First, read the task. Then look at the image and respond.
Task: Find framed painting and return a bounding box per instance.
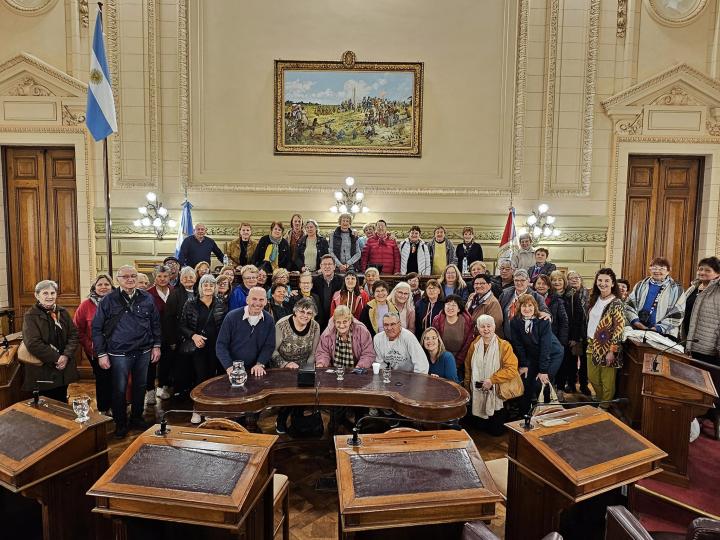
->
[274,51,423,157]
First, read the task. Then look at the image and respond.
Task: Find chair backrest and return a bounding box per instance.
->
[462,521,562,540]
[385,427,420,434]
[198,418,249,432]
[687,517,720,540]
[604,506,653,540]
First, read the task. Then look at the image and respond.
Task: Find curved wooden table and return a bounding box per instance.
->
[191,369,470,422]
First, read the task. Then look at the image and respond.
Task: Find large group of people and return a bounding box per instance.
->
[22,212,720,439]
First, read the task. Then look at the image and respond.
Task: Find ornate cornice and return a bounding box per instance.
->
[510,0,528,196]
[541,0,559,196]
[79,0,88,28]
[578,0,599,198]
[617,0,627,38]
[178,0,189,193]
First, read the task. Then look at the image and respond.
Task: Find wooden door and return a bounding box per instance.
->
[622,156,702,288]
[3,147,81,321]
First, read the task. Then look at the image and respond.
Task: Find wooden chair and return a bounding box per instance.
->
[385,427,420,434]
[605,506,720,540]
[484,458,508,499]
[463,521,562,539]
[198,418,290,540]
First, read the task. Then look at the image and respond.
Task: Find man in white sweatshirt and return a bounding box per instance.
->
[373,313,429,373]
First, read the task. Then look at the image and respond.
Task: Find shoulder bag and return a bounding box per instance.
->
[496,373,524,400]
[17,341,44,367]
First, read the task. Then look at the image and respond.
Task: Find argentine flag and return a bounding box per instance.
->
[175,200,194,259]
[85,9,118,141]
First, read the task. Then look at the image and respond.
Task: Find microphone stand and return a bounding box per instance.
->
[651,338,697,372]
[346,414,462,448]
[29,380,56,407]
[154,409,249,436]
[523,398,630,429]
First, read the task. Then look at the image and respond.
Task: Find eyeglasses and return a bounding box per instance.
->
[649,266,668,271]
[297,310,314,316]
[117,274,137,279]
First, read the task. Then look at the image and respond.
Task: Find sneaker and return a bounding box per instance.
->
[145,389,157,406]
[190,412,202,424]
[156,386,171,400]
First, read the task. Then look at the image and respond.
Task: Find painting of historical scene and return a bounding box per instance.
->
[275,56,423,157]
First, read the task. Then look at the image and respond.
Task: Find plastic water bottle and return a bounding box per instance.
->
[462,257,468,275]
[230,361,247,387]
[223,254,230,266]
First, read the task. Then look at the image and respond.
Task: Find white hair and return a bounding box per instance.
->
[476,314,496,329]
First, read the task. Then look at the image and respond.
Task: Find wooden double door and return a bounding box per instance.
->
[622,156,703,288]
[2,147,81,321]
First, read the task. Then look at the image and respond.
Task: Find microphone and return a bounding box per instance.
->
[346,414,462,447]
[30,380,56,406]
[523,398,630,429]
[154,409,251,436]
[651,338,698,372]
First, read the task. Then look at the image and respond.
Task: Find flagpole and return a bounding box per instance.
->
[103,137,113,275]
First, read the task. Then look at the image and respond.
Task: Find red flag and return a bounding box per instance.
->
[498,207,517,260]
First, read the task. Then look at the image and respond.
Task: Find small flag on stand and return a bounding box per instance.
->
[175,199,194,259]
[498,207,517,261]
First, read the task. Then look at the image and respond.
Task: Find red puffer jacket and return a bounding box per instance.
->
[360,234,401,274]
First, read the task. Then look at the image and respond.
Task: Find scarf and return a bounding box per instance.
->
[523,317,534,334]
[471,336,503,418]
[469,291,492,312]
[88,292,102,306]
[334,328,355,368]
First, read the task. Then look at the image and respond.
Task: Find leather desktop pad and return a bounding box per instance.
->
[112,444,250,495]
[539,420,646,470]
[669,361,705,387]
[350,448,483,498]
[0,409,69,462]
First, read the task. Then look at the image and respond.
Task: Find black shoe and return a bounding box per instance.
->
[114,425,128,439]
[129,418,151,430]
[275,418,287,435]
[579,385,591,396]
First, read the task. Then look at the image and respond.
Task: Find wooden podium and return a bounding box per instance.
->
[0,397,112,540]
[88,425,278,539]
[621,337,692,427]
[504,406,666,540]
[641,355,718,486]
[335,429,503,539]
[0,344,23,409]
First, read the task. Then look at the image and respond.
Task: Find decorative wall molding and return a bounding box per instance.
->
[651,86,701,105]
[1,0,59,16]
[61,104,85,125]
[78,0,88,27]
[644,0,709,27]
[617,113,643,135]
[0,53,87,95]
[617,0,627,38]
[8,76,54,96]
[177,0,528,197]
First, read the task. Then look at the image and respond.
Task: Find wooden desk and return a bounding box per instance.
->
[641,355,718,486]
[0,398,111,540]
[88,425,278,539]
[192,369,469,422]
[621,337,692,427]
[504,405,666,540]
[335,429,502,539]
[0,344,24,409]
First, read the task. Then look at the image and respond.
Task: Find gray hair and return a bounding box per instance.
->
[116,265,136,277]
[292,297,317,315]
[199,274,217,288]
[518,233,531,241]
[305,219,319,233]
[498,259,514,269]
[382,312,401,323]
[333,305,352,320]
[513,269,529,280]
[476,314,496,329]
[338,213,352,223]
[154,264,170,274]
[179,266,197,279]
[35,280,58,294]
[364,267,380,278]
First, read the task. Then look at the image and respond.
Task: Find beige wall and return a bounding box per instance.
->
[1,0,720,300]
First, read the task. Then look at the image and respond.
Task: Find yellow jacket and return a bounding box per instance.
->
[464,336,519,391]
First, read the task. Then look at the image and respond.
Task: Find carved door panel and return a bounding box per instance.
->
[622,156,701,288]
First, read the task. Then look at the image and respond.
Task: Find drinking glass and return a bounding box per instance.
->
[382,367,391,384]
[72,396,91,423]
[336,366,345,382]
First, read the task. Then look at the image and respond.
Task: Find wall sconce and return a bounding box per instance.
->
[133,192,176,240]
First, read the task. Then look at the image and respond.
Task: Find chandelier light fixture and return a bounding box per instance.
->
[133,192,176,240]
[518,203,561,244]
[329,176,370,215]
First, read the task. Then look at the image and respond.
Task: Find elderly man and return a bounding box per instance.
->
[373,313,429,374]
[428,226,457,276]
[330,213,361,272]
[92,266,161,439]
[163,256,181,287]
[511,233,536,271]
[498,269,550,339]
[312,255,344,329]
[216,286,275,377]
[179,223,225,268]
[360,219,401,274]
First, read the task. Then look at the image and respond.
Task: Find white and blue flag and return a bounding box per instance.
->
[85,9,118,141]
[175,200,194,258]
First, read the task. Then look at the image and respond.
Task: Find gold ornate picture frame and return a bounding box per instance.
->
[274,51,423,157]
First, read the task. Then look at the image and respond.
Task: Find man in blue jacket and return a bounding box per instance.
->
[92,266,161,438]
[216,286,275,376]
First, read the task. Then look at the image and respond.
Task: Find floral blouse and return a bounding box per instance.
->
[588,297,625,368]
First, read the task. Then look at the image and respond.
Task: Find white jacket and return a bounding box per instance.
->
[399,239,432,275]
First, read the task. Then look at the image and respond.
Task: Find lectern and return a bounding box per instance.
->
[335,429,503,539]
[504,406,666,540]
[88,425,278,539]
[641,355,718,486]
[0,343,23,409]
[0,397,111,540]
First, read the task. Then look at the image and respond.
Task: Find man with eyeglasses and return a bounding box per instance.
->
[373,313,429,374]
[92,265,161,439]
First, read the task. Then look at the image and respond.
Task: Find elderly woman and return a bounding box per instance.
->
[163,266,197,397]
[268,268,292,299]
[415,278,445,338]
[510,294,564,413]
[496,259,516,297]
[465,274,503,333]
[362,267,380,298]
[567,270,590,314]
[272,297,321,434]
[549,270,586,396]
[405,272,423,304]
[359,281,399,337]
[228,264,258,310]
[286,213,304,271]
[499,269,549,340]
[74,274,114,413]
[315,305,375,369]
[330,271,369,320]
[469,260,488,279]
[194,261,210,279]
[357,223,375,252]
[465,314,519,435]
[439,264,468,301]
[22,280,80,402]
[147,265,173,402]
[626,257,685,338]
[432,294,474,375]
[684,257,720,365]
[295,219,330,273]
[215,275,233,304]
[421,327,459,382]
[533,274,569,346]
[586,269,626,408]
[388,282,416,332]
[254,221,291,270]
[136,273,150,290]
[268,283,291,321]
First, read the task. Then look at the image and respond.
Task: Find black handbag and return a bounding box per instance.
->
[289,408,324,438]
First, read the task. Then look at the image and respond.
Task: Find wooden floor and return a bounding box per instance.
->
[68,381,512,539]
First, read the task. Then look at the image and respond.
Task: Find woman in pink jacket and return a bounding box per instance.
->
[315,305,376,369]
